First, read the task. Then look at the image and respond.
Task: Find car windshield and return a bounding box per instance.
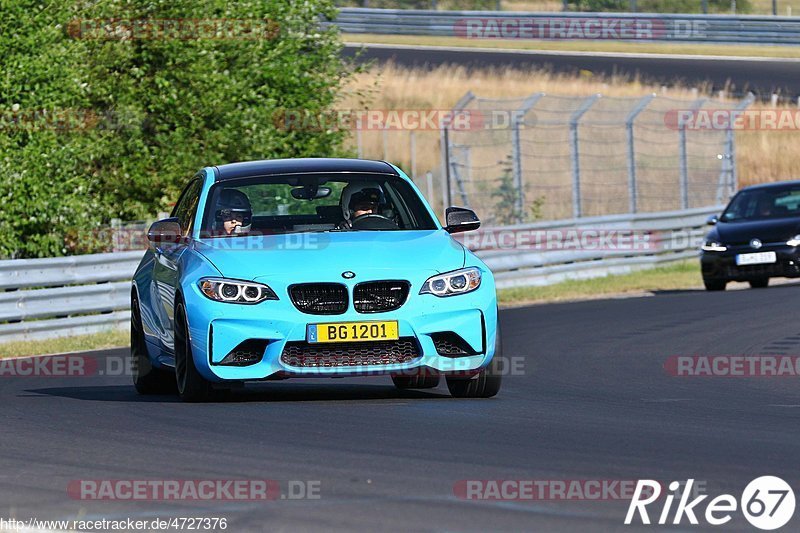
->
[721,187,800,223]
[199,173,438,238]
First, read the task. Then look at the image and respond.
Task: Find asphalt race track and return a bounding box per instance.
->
[2,284,800,531]
[344,43,800,99]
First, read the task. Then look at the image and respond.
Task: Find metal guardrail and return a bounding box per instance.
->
[0,251,142,342]
[0,207,718,342]
[332,8,800,45]
[463,205,720,288]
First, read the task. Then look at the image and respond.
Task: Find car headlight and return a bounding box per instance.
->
[199,278,278,304]
[701,241,727,252]
[420,267,482,297]
[788,235,800,246]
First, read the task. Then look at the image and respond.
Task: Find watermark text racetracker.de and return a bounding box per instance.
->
[454,227,695,253]
[664,355,800,377]
[0,354,530,378]
[67,479,321,501]
[272,108,529,132]
[454,17,707,41]
[454,479,662,501]
[665,108,800,131]
[0,355,100,378]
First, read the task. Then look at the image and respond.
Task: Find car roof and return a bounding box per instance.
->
[739,180,800,192]
[211,158,399,181]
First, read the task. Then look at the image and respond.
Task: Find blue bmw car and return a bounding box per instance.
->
[131,158,502,402]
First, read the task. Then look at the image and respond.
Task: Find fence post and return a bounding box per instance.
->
[442,91,476,212]
[569,94,600,219]
[729,93,755,195]
[625,94,655,214]
[511,92,545,224]
[679,97,707,210]
[410,130,417,181]
[450,145,471,207]
[440,126,450,214]
[111,218,122,252]
[426,171,434,204]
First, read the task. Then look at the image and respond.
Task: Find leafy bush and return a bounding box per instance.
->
[0,0,354,258]
[335,1,500,9]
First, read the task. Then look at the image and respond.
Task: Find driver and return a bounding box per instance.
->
[351,189,381,219]
[339,183,385,229]
[215,189,252,235]
[757,196,773,218]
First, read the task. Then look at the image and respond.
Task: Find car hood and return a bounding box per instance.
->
[194,230,465,280]
[713,218,800,245]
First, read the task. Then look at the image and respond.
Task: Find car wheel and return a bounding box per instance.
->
[703,278,727,291]
[131,293,175,395]
[392,369,440,390]
[174,302,212,403]
[749,278,769,288]
[446,324,503,399]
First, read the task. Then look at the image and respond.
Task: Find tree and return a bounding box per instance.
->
[0,0,354,258]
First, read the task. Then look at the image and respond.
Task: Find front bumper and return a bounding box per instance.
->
[701,244,800,281]
[182,275,498,383]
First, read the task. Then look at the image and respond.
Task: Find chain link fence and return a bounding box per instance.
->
[441,92,753,225]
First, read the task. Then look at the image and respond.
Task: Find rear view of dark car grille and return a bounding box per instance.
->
[289,283,348,315]
[281,337,420,367]
[353,280,410,313]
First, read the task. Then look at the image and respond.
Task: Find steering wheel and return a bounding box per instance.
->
[350,214,399,230]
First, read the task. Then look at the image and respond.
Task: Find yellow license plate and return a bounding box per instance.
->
[307,321,399,343]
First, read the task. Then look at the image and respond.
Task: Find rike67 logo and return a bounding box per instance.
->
[625,477,795,530]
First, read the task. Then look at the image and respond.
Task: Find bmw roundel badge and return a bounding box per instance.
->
[342,271,356,279]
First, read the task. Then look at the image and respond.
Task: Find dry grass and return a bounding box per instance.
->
[344,34,800,59]
[0,328,129,359]
[339,64,800,212]
[500,0,563,10]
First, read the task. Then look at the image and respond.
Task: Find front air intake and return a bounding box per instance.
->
[219,339,268,366]
[281,337,420,368]
[353,280,410,313]
[289,283,348,315]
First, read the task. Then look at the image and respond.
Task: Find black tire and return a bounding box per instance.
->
[131,293,176,395]
[392,369,440,390]
[703,278,727,291]
[749,278,769,289]
[446,322,503,399]
[174,302,213,403]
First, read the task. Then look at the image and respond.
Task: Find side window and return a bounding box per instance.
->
[171,178,203,237]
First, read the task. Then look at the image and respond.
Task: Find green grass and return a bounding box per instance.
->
[345,34,800,58]
[0,328,129,359]
[498,260,702,306]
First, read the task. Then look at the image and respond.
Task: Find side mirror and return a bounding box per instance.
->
[706,214,719,226]
[147,218,183,246]
[445,207,480,234]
